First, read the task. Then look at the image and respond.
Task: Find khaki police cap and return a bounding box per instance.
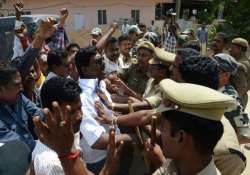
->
[156,79,235,121]
[149,47,176,65]
[232,38,249,48]
[137,41,155,52]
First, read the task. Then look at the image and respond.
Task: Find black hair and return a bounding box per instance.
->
[138,23,146,28]
[215,32,228,44]
[66,43,80,52]
[162,110,223,155]
[118,35,131,44]
[176,48,200,60]
[0,60,19,86]
[75,46,97,77]
[41,77,82,109]
[137,47,154,55]
[47,50,68,71]
[183,41,201,52]
[179,55,220,90]
[105,37,118,48]
[128,30,136,35]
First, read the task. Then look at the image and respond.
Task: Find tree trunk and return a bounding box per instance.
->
[176,0,181,20]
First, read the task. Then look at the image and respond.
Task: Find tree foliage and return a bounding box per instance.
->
[214,0,250,42]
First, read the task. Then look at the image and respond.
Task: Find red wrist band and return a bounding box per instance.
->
[58,150,80,160]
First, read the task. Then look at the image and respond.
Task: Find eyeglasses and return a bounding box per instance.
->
[150,64,167,70]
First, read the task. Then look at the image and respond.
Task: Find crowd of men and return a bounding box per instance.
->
[1,2,250,175]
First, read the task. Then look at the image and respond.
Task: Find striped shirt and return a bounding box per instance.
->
[164,32,177,53]
[32,133,81,175]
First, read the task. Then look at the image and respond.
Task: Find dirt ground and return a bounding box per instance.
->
[68,27,122,47]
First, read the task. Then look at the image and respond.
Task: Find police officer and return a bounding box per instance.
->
[144,48,175,108]
[165,53,246,175]
[214,53,250,141]
[230,37,250,109]
[152,79,235,175]
[119,41,155,95]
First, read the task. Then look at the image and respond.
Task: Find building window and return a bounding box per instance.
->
[131,10,140,24]
[98,9,107,25]
[155,3,175,20]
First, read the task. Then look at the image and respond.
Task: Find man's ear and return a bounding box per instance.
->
[176,130,187,145]
[221,72,230,81]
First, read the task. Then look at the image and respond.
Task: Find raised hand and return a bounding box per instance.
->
[110,22,119,32]
[13,1,24,20]
[60,8,69,26]
[95,101,112,124]
[99,128,124,175]
[145,138,166,169]
[33,101,74,155]
[36,18,57,39]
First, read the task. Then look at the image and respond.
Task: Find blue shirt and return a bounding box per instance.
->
[0,94,43,150]
[197,27,208,43]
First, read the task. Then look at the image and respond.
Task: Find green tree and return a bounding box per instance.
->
[214,0,250,42]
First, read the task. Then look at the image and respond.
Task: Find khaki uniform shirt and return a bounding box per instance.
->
[238,53,250,90]
[143,78,162,108]
[119,64,149,95]
[153,158,221,175]
[231,53,250,108]
[214,117,246,175]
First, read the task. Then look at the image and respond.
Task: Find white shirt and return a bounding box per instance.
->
[12,20,27,60]
[122,24,130,34]
[12,36,25,60]
[118,54,132,69]
[149,25,157,33]
[32,133,81,175]
[79,79,119,164]
[103,55,119,74]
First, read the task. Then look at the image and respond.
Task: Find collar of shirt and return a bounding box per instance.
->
[103,55,119,74]
[79,79,112,104]
[197,158,221,175]
[79,78,99,93]
[158,158,220,175]
[218,86,225,93]
[46,72,57,81]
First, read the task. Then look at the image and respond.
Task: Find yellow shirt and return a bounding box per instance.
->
[36,72,46,89]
